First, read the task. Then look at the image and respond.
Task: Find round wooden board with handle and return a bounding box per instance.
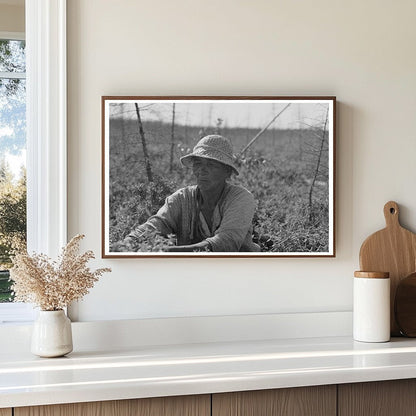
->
[395,272,416,337]
[359,201,416,336]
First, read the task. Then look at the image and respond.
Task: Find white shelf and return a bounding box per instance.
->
[2,335,416,408]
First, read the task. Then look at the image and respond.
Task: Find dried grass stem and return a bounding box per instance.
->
[10,234,111,310]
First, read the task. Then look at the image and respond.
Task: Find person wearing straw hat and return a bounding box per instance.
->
[115,135,260,252]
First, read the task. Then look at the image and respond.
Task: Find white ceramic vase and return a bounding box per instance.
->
[31,310,73,357]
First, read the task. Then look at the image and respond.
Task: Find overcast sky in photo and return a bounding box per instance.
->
[109,101,331,130]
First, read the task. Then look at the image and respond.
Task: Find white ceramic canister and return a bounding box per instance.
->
[353,271,390,343]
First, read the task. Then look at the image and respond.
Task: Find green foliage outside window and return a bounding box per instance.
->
[0,38,27,302]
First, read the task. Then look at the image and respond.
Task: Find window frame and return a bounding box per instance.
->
[0,0,67,323]
[26,0,67,257]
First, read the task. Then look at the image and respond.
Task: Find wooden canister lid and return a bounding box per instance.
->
[354,271,390,278]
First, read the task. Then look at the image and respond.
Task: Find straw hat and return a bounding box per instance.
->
[180,135,239,175]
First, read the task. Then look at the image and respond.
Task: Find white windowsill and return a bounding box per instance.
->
[0,303,36,324]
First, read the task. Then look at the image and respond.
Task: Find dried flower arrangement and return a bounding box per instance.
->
[10,234,111,311]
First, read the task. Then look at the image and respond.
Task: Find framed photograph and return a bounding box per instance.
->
[102,96,336,258]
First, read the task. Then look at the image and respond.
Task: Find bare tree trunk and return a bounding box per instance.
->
[208,104,213,128]
[185,107,189,140]
[308,107,329,221]
[272,104,276,147]
[298,104,303,160]
[169,103,176,173]
[239,103,291,157]
[134,103,153,183]
[246,109,251,143]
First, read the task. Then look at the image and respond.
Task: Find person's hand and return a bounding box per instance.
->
[164,245,186,252]
[164,241,211,252]
[112,238,135,252]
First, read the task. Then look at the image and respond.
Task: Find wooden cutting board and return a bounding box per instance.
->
[359,201,416,336]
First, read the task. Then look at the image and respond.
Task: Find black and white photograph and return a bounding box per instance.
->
[102,97,335,257]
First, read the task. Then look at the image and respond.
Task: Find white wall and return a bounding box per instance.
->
[0,3,24,33]
[67,0,416,322]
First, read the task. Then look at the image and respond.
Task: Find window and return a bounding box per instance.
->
[0,34,27,309]
[0,0,67,324]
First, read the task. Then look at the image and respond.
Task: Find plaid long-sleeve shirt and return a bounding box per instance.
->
[128,184,260,252]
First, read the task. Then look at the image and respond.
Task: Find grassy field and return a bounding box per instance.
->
[108,116,330,253]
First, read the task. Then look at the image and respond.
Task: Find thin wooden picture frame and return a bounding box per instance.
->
[102,96,336,258]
